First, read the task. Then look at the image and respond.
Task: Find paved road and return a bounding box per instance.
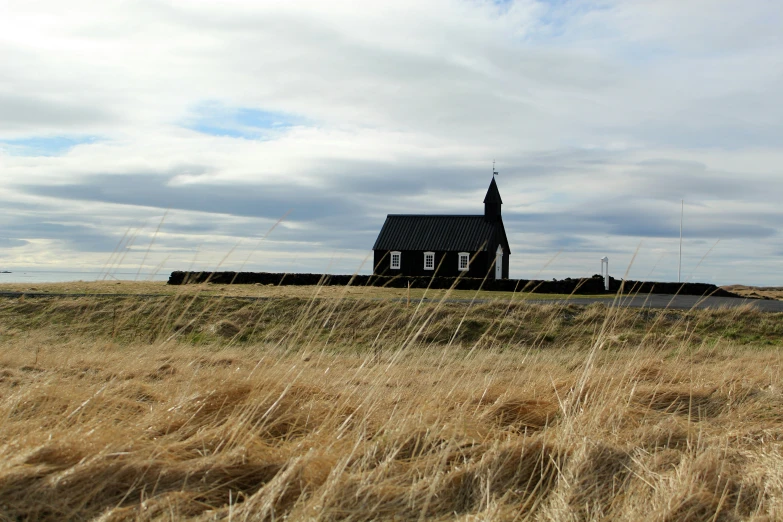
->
[1,291,781,312]
[521,294,783,312]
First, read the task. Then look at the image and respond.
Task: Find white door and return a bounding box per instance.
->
[495,245,503,279]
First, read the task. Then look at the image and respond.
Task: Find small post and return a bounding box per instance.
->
[407,280,411,307]
[678,199,683,283]
[601,257,610,292]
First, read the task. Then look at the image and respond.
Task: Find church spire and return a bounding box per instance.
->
[484,176,502,222]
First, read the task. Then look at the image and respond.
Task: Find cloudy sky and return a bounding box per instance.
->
[1,0,781,285]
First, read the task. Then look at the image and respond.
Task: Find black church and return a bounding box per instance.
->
[372,178,510,279]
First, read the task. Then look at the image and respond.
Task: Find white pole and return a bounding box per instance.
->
[678,199,683,283]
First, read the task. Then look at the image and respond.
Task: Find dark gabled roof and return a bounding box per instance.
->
[373,215,506,252]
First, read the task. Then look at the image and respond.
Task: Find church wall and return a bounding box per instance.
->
[373,250,493,279]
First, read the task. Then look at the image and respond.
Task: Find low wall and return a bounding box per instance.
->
[167,271,740,298]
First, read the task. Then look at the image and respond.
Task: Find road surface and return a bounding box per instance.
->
[516,294,783,312]
[0,291,781,312]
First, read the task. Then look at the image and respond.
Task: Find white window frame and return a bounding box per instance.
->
[390,251,401,270]
[423,252,435,270]
[495,245,503,279]
[458,252,470,271]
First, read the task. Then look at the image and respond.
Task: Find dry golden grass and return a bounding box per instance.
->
[1,287,782,521]
[0,280,611,301]
[723,285,783,301]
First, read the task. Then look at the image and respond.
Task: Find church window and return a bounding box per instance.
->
[458,252,469,271]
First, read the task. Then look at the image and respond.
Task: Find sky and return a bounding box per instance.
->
[0,0,781,285]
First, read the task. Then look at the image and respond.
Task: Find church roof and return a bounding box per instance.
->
[484,177,502,204]
[372,215,509,253]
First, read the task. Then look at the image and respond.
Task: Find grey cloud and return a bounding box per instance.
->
[158,214,381,251]
[543,235,605,253]
[0,238,29,248]
[3,221,120,252]
[0,93,113,132]
[610,118,783,150]
[627,160,776,202]
[506,202,779,241]
[0,198,52,212]
[501,151,777,205]
[608,217,776,240]
[20,174,359,222]
[323,161,492,197]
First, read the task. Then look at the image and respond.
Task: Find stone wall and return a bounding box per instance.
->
[167,271,740,298]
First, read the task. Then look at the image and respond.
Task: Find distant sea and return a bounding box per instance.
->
[0,270,170,284]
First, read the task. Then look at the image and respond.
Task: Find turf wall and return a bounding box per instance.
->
[167,271,739,298]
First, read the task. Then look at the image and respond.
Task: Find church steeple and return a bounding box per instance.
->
[484,177,502,222]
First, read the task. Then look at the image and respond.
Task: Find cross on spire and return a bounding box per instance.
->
[492,160,498,177]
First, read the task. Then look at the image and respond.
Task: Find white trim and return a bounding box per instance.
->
[390,251,401,270]
[495,245,503,279]
[458,252,470,271]
[423,251,435,270]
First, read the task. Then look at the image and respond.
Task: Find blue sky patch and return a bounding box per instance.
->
[527,0,613,42]
[185,102,304,139]
[0,136,98,157]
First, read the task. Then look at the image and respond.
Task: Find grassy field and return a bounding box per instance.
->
[1,283,782,520]
[724,285,783,301]
[0,280,614,301]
